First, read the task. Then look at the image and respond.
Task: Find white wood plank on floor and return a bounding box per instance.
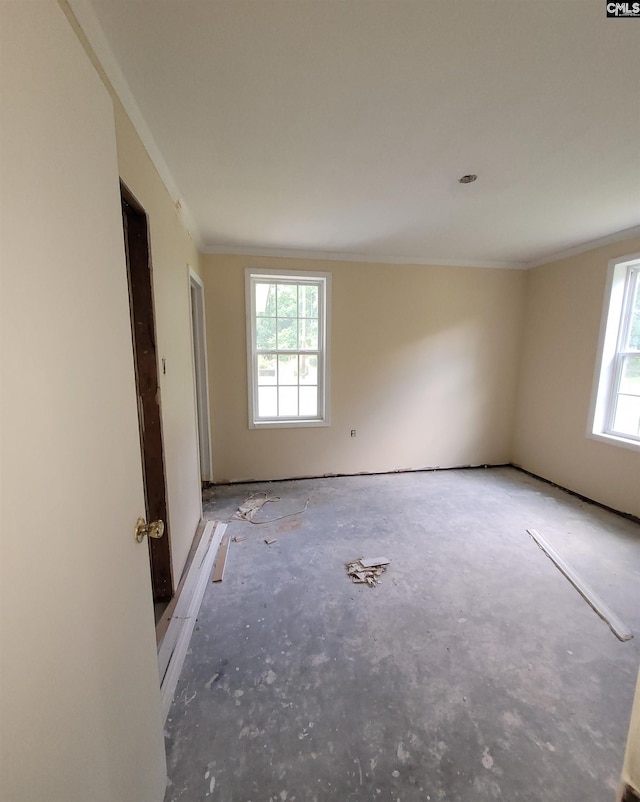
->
[158,520,214,682]
[527,527,632,642]
[160,521,226,722]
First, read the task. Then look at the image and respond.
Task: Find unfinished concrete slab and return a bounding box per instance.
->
[163,467,640,801]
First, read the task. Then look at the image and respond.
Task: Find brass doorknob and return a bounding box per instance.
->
[135,517,165,543]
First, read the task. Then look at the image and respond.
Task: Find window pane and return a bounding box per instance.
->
[258,386,277,418]
[626,276,640,350]
[612,394,640,437]
[278,354,298,385]
[299,284,318,319]
[278,386,298,416]
[299,386,318,417]
[277,284,297,317]
[620,355,640,395]
[249,272,327,425]
[299,318,318,350]
[255,283,276,317]
[256,317,276,349]
[277,318,298,349]
[257,354,276,385]
[299,354,317,385]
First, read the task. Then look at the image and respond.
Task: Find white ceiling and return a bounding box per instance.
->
[80,0,640,267]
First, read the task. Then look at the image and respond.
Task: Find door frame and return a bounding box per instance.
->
[121,180,173,602]
[188,267,213,483]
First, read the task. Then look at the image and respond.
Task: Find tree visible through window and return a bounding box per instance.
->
[246,270,329,426]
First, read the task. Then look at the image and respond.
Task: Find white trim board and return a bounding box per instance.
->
[524,225,640,269]
[188,267,213,483]
[204,244,526,270]
[203,224,640,270]
[527,528,632,642]
[159,520,226,723]
[157,520,214,682]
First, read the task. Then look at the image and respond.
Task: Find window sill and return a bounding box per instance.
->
[588,431,640,453]
[249,418,330,430]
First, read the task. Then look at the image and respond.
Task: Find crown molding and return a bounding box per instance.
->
[524,225,640,269]
[202,244,527,270]
[66,0,202,249]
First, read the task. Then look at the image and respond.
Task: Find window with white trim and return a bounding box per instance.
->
[590,254,640,449]
[246,269,330,427]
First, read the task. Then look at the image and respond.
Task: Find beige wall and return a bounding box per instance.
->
[512,237,640,519]
[203,254,526,482]
[62,1,205,581]
[113,99,203,580]
[1,2,166,799]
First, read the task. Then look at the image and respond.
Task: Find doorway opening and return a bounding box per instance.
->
[189,269,213,484]
[121,181,173,606]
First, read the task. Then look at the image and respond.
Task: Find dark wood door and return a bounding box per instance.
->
[121,181,173,602]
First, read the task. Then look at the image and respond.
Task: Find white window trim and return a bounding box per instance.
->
[245,268,331,429]
[587,253,640,453]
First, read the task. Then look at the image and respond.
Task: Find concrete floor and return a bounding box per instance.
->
[163,467,640,801]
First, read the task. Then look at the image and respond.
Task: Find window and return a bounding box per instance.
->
[590,254,640,449]
[245,269,330,427]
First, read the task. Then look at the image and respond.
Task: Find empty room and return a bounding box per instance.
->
[1,1,639,801]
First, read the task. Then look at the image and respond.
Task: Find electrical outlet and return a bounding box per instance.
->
[350,429,356,438]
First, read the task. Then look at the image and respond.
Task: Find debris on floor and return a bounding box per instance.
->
[264,537,278,545]
[232,535,247,543]
[212,535,230,583]
[233,491,310,524]
[346,557,390,587]
[359,556,390,569]
[233,492,279,522]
